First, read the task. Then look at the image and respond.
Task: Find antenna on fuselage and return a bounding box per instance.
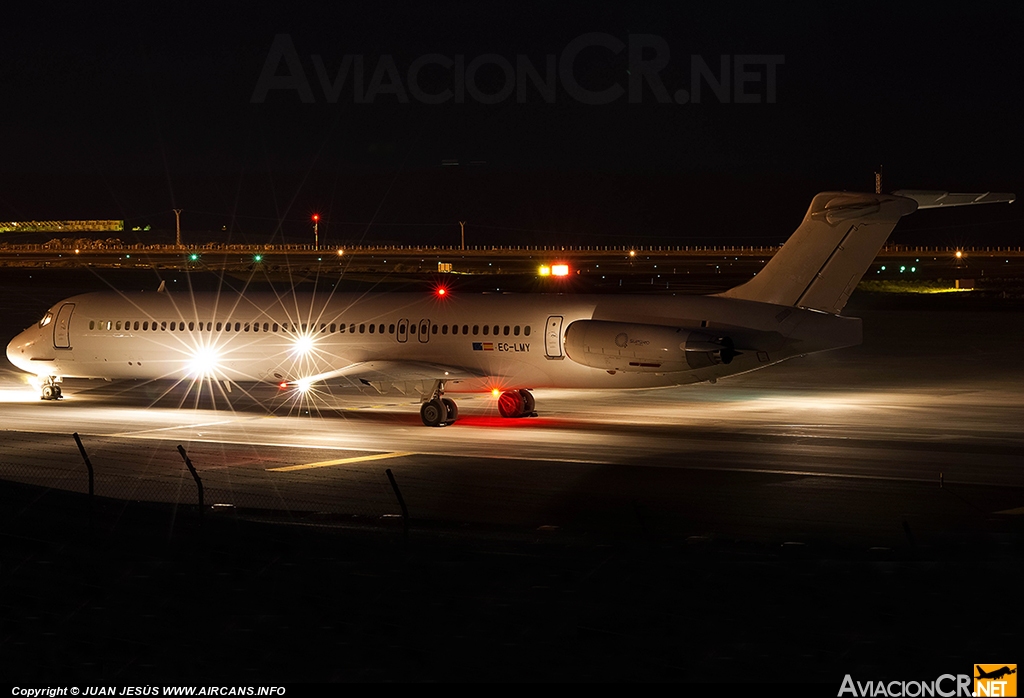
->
[157,280,166,293]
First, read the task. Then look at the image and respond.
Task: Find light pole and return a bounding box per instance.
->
[312,214,320,250]
[173,209,182,248]
[459,220,466,251]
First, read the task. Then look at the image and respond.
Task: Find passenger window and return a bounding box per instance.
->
[379,324,384,334]
[451,325,458,335]
[442,325,448,335]
[514,326,520,336]
[432,324,438,335]
[524,326,531,337]
[411,325,417,334]
[272,323,278,332]
[483,325,489,335]
[473,325,479,335]
[349,324,356,333]
[493,325,499,335]
[503,326,510,335]
[263,323,268,332]
[134,321,140,331]
[89,320,95,330]
[330,324,336,333]
[389,324,395,334]
[369,324,375,334]
[217,322,223,331]
[160,322,166,331]
[463,325,469,334]
[340,324,346,333]
[116,321,122,330]
[252,323,259,333]
[359,324,365,333]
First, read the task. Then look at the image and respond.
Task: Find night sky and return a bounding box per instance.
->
[2,1,1022,247]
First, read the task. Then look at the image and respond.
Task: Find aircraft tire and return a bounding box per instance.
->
[498,390,525,418]
[420,399,446,427]
[519,389,535,415]
[41,385,55,400]
[441,397,458,424]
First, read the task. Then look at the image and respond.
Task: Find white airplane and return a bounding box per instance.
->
[5,190,1014,426]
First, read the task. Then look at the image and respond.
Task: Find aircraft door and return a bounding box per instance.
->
[397,318,409,343]
[418,319,430,344]
[544,315,563,359]
[53,303,75,349]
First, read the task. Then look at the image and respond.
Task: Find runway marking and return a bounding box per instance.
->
[106,419,242,438]
[994,506,1024,516]
[268,451,415,472]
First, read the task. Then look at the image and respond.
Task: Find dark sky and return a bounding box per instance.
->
[1,1,1021,247]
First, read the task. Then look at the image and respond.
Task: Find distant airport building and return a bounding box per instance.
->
[0,220,124,233]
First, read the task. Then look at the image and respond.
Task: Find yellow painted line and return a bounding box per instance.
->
[993,506,1024,516]
[268,451,415,472]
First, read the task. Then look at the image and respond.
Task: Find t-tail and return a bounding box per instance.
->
[717,190,1014,314]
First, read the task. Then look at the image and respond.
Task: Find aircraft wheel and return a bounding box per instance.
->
[498,390,525,418]
[519,389,535,415]
[41,385,55,401]
[441,397,459,424]
[53,385,62,399]
[420,399,446,427]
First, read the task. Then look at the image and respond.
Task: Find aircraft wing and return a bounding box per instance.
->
[287,360,486,386]
[893,190,1016,209]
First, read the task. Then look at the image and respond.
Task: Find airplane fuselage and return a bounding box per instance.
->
[6,290,860,394]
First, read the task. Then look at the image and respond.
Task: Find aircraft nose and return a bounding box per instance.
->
[6,328,37,373]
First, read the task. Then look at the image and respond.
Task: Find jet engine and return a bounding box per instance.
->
[563,320,737,372]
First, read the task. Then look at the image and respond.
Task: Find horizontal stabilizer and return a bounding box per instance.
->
[892,190,1016,209]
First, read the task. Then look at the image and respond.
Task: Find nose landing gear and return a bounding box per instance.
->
[40,376,63,401]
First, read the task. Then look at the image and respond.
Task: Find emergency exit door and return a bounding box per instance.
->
[544,315,563,359]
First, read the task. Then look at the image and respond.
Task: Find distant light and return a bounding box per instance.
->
[911,266,916,272]
[435,285,448,297]
[552,264,569,276]
[629,250,636,257]
[900,265,906,272]
[74,249,79,254]
[880,265,886,271]
[190,253,199,261]
[955,250,963,259]
[337,249,344,256]
[311,214,320,222]
[253,254,263,262]
[538,265,551,276]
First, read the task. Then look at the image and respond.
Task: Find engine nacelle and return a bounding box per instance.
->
[563,320,737,373]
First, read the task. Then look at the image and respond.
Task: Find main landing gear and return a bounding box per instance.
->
[420,380,458,427]
[497,389,536,419]
[40,375,63,401]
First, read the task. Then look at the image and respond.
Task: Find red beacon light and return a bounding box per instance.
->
[434,285,448,297]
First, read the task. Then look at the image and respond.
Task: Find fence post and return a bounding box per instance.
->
[385,468,409,544]
[176,445,204,525]
[72,432,94,498]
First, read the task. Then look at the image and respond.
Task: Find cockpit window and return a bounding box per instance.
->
[39,312,53,328]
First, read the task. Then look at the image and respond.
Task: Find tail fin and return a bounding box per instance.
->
[718,190,1014,314]
[717,192,917,314]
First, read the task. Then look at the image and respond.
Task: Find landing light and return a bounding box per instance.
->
[491,388,500,397]
[538,265,551,276]
[292,334,315,356]
[187,347,220,377]
[296,377,313,393]
[551,264,569,277]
